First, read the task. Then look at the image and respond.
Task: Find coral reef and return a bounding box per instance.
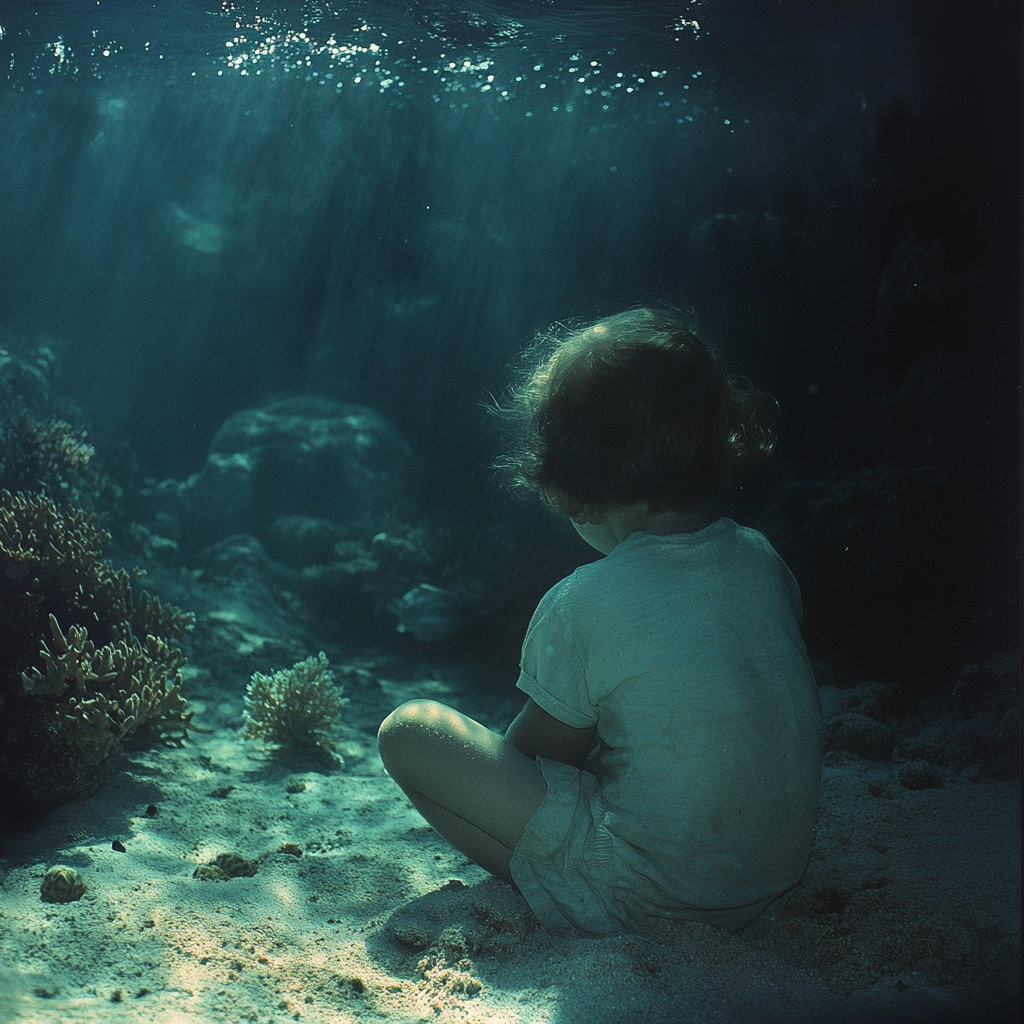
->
[242,652,347,761]
[0,488,194,820]
[1,342,114,512]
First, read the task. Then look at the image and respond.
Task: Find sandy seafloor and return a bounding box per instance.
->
[0,568,1019,1024]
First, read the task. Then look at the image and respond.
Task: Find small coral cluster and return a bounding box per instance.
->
[40,864,88,903]
[242,652,347,761]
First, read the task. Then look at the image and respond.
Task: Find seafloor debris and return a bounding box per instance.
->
[193,851,259,881]
[40,865,87,903]
[388,582,476,643]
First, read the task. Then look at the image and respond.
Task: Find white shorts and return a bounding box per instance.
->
[509,757,794,937]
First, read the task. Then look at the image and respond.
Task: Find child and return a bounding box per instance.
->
[378,307,822,937]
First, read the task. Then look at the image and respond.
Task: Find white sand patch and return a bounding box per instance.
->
[1,660,1019,1024]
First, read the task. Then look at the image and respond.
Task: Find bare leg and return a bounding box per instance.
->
[377,699,547,882]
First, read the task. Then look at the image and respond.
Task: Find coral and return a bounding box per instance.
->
[40,865,87,903]
[0,488,194,820]
[242,652,347,761]
[1,343,111,511]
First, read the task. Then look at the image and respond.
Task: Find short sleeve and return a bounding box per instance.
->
[516,575,598,728]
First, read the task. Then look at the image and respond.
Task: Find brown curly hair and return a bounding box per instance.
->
[495,307,777,521]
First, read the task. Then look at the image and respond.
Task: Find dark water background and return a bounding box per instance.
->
[0,2,1019,648]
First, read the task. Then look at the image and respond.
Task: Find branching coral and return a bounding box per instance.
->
[0,488,194,819]
[21,613,189,738]
[242,652,347,761]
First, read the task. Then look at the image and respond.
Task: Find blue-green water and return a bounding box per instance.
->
[1,1,918,483]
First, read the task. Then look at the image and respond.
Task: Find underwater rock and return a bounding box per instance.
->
[758,463,970,687]
[830,680,901,722]
[169,396,414,557]
[40,865,87,903]
[183,454,258,545]
[877,236,978,367]
[882,349,972,467]
[166,534,315,679]
[947,655,1019,718]
[196,533,298,587]
[289,509,542,651]
[388,583,477,643]
[265,515,348,570]
[896,654,1019,780]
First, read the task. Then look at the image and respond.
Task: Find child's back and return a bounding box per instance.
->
[511,519,822,933]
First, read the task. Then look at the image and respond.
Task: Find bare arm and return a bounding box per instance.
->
[505,697,597,768]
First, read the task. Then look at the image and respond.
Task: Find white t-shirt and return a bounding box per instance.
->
[516,519,822,915]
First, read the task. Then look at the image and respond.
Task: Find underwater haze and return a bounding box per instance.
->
[0,3,1020,1023]
[5,0,1003,484]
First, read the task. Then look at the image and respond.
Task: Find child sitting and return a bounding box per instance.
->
[377,307,822,936]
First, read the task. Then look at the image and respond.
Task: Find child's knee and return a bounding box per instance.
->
[379,699,441,737]
[377,699,448,772]
[377,701,415,764]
